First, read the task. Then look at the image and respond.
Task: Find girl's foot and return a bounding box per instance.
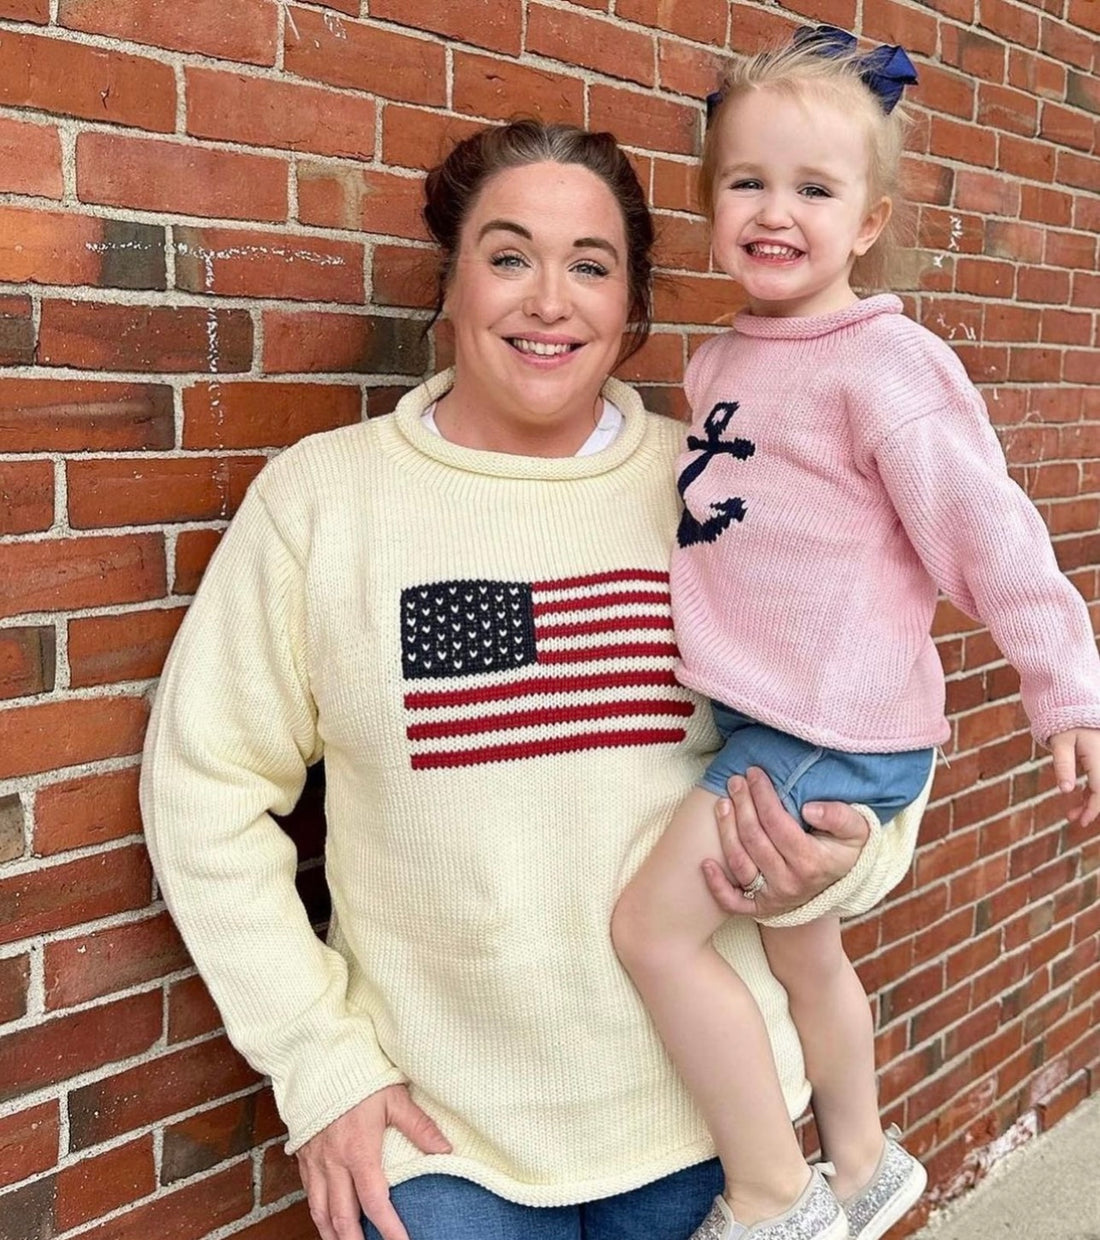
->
[690,1166,848,1239]
[840,1129,926,1240]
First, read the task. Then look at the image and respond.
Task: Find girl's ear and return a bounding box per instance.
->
[853,196,892,257]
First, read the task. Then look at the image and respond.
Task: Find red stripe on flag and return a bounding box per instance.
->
[531,569,668,591]
[538,641,679,664]
[532,590,670,617]
[404,669,678,710]
[407,698,694,741]
[410,728,687,770]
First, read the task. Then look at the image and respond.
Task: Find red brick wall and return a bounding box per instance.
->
[0,2,1097,1236]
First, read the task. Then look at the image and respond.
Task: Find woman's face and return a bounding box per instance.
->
[439,161,631,456]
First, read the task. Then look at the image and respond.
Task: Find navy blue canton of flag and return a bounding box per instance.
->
[399,570,696,771]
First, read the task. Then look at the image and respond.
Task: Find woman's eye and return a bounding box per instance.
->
[490,251,528,270]
[573,260,609,278]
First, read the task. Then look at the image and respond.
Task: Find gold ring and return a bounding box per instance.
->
[741,871,767,899]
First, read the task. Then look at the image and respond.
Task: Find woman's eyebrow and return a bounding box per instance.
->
[574,236,619,260]
[477,219,532,242]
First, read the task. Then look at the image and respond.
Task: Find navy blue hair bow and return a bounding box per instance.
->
[793,24,918,114]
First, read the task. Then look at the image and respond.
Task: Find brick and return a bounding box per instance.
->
[654,273,742,327]
[69,1036,260,1149]
[977,82,1039,136]
[367,0,522,56]
[175,225,364,304]
[67,606,188,687]
[654,214,711,272]
[59,0,278,66]
[1066,70,1100,116]
[261,1142,303,1204]
[657,38,727,102]
[526,5,655,88]
[904,156,954,208]
[589,83,698,157]
[68,456,263,530]
[651,157,697,214]
[980,0,1040,43]
[1045,228,1097,271]
[0,380,174,452]
[37,301,252,374]
[955,258,1015,299]
[0,207,166,290]
[370,243,437,309]
[33,765,141,856]
[0,625,55,700]
[1041,14,1096,71]
[727,6,799,53]
[0,696,150,780]
[263,310,429,376]
[912,63,975,120]
[1021,184,1073,227]
[929,117,997,167]
[0,0,49,19]
[162,1092,278,1184]
[452,51,584,126]
[55,1136,156,1232]
[1000,132,1056,182]
[186,67,376,160]
[1042,309,1093,345]
[73,1161,252,1240]
[614,332,685,384]
[0,115,62,198]
[0,990,160,1103]
[284,8,446,106]
[167,974,222,1044]
[956,170,1020,218]
[1041,102,1096,152]
[0,800,24,860]
[940,26,1006,82]
[183,381,361,449]
[0,533,165,619]
[1075,271,1100,308]
[0,296,33,368]
[0,29,175,132]
[0,953,29,1021]
[45,911,189,1010]
[173,529,223,596]
[984,304,1041,342]
[77,133,288,223]
[298,164,428,239]
[0,459,53,535]
[0,1103,58,1191]
[617,0,726,43]
[1057,149,1098,193]
[1017,265,1071,305]
[381,105,484,172]
[863,0,939,53]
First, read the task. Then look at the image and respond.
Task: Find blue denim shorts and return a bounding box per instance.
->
[699,702,935,828]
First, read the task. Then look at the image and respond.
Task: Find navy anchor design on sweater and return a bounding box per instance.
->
[676,400,756,548]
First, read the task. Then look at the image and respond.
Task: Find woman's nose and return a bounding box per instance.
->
[523,268,570,320]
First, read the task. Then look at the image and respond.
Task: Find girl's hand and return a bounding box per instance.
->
[701,766,869,918]
[1050,728,1100,827]
[296,1085,451,1240]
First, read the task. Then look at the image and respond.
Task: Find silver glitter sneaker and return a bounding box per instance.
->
[689,1165,849,1240]
[840,1128,927,1240]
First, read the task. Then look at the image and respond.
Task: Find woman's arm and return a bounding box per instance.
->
[701,764,931,925]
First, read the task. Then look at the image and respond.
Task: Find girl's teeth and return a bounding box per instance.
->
[512,339,574,356]
[750,243,800,257]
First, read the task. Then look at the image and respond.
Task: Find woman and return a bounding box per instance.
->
[139,121,928,1240]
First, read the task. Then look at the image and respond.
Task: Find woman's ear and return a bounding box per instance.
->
[853,196,892,257]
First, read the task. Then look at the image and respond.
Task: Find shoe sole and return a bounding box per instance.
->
[823,1211,851,1240]
[851,1162,927,1240]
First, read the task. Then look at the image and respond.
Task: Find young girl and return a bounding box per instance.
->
[612,27,1100,1240]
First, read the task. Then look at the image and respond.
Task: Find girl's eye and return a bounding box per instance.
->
[730,178,762,191]
[490,251,528,270]
[801,185,831,199]
[573,260,609,278]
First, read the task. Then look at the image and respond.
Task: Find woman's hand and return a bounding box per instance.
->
[296,1084,451,1240]
[701,766,870,918]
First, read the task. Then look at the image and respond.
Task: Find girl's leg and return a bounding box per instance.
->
[610,788,812,1225]
[759,917,884,1199]
[362,1175,580,1240]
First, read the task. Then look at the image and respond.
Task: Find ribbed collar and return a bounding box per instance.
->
[732,294,903,340]
[392,369,651,481]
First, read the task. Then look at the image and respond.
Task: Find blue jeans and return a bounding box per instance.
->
[361,1160,723,1239]
[699,702,935,826]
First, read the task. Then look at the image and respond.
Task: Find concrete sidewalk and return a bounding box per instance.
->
[910,1093,1100,1239]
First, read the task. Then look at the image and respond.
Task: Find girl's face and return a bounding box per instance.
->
[709,88,891,318]
[438,161,630,456]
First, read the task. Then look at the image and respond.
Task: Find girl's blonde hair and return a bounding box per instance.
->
[699,35,913,290]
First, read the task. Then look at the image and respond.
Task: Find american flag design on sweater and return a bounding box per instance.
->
[400,569,695,770]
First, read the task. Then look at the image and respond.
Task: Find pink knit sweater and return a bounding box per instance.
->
[670,295,1100,753]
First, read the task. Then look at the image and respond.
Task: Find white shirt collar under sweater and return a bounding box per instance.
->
[422,399,623,456]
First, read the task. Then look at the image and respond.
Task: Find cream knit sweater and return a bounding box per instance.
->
[140,372,928,1203]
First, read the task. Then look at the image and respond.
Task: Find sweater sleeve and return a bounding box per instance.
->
[140,480,405,1154]
[759,764,932,928]
[868,390,1100,746]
